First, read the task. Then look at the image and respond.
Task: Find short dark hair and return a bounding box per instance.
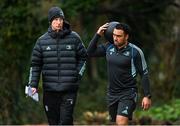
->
[115,23,131,35]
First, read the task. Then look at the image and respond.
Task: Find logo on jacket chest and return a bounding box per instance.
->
[46,46,51,50]
[66,45,72,50]
[109,48,115,55]
[123,51,130,57]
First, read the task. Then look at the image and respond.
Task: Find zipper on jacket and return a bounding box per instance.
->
[57,38,60,82]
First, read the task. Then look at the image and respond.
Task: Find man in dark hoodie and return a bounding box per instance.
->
[28,6,87,125]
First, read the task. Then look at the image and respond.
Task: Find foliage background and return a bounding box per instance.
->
[0,0,179,124]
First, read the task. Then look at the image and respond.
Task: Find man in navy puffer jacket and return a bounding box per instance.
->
[28,6,87,125]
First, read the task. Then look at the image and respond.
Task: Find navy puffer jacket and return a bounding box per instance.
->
[28,21,87,92]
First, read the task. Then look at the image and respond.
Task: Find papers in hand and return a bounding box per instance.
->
[25,86,39,102]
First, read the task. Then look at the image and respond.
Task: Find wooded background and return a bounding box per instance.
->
[0,0,179,124]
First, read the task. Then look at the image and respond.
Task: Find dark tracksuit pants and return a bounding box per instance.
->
[43,91,77,125]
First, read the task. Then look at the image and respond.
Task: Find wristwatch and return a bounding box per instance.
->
[145,94,151,99]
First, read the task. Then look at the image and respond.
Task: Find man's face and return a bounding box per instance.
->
[113,28,128,47]
[51,17,63,31]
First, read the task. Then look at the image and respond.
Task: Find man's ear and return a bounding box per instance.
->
[125,34,129,41]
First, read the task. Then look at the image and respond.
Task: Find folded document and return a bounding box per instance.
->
[25,86,39,102]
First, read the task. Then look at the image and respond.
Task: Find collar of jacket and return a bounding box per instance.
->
[114,42,129,52]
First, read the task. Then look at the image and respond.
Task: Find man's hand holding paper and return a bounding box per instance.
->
[25,86,39,102]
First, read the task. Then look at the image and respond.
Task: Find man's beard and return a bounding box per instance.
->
[114,41,126,47]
